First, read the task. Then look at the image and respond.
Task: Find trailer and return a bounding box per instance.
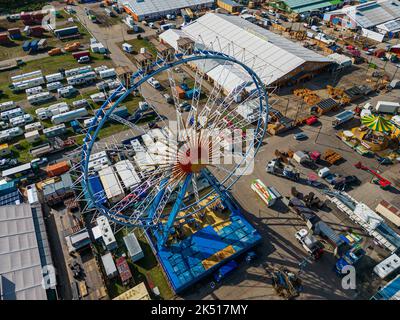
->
[375,101,400,114]
[36,102,70,120]
[99,166,124,203]
[90,92,106,104]
[0,101,16,113]
[65,65,92,77]
[72,99,90,108]
[373,253,400,279]
[1,108,24,121]
[11,70,42,83]
[47,81,63,92]
[67,71,96,86]
[114,160,141,191]
[375,200,400,227]
[27,91,52,105]
[25,121,43,132]
[332,110,355,127]
[25,86,43,96]
[43,124,66,138]
[72,50,90,60]
[98,68,116,79]
[45,72,64,83]
[251,179,280,207]
[12,76,45,92]
[122,43,134,53]
[51,108,88,125]
[10,114,33,127]
[54,26,79,39]
[57,86,77,98]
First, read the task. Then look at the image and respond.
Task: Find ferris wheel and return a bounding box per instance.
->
[80,49,269,247]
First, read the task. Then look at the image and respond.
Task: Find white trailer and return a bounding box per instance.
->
[98,68,116,80]
[122,43,133,53]
[99,166,124,203]
[373,254,400,279]
[45,72,64,83]
[88,156,110,172]
[375,101,400,114]
[35,102,70,120]
[64,65,92,77]
[25,85,43,96]
[25,121,44,132]
[27,91,52,105]
[1,107,24,121]
[11,70,42,82]
[67,71,97,86]
[10,114,33,127]
[51,107,88,125]
[115,160,141,191]
[57,85,77,98]
[90,92,106,103]
[12,76,45,92]
[332,110,355,127]
[47,81,63,92]
[0,101,16,112]
[72,99,89,108]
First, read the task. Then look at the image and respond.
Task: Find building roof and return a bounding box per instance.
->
[283,0,342,14]
[1,163,32,178]
[175,13,330,86]
[113,282,150,300]
[0,204,51,300]
[120,0,213,17]
[101,253,117,277]
[330,0,400,29]
[123,233,143,258]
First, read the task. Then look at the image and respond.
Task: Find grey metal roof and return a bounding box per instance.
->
[120,0,213,17]
[283,0,339,14]
[342,0,400,29]
[123,233,143,257]
[0,204,51,300]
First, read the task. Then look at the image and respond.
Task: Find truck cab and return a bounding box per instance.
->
[295,229,324,260]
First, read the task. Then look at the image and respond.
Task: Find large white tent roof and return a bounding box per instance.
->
[174,13,330,86]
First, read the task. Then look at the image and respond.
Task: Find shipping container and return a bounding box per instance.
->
[72,50,90,60]
[87,174,107,207]
[45,160,70,177]
[99,166,124,203]
[375,101,400,114]
[54,26,79,38]
[51,107,88,125]
[175,85,185,99]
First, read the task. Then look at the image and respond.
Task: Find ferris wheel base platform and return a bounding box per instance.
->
[147,204,262,294]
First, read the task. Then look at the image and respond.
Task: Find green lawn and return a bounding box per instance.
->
[0,53,113,103]
[108,228,174,300]
[124,38,157,57]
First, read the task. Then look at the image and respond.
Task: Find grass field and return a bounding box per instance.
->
[0,52,113,103]
[107,228,174,300]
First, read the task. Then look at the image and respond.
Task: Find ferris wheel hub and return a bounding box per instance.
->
[177,145,209,173]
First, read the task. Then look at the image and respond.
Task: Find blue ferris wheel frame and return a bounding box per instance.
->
[81,49,269,228]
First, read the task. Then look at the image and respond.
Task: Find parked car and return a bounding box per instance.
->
[178,102,191,112]
[78,56,91,64]
[163,93,173,104]
[294,132,308,140]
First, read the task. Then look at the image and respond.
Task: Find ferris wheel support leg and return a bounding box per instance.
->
[147,178,169,220]
[201,169,238,214]
[159,174,192,248]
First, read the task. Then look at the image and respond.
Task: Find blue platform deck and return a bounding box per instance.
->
[150,208,262,293]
